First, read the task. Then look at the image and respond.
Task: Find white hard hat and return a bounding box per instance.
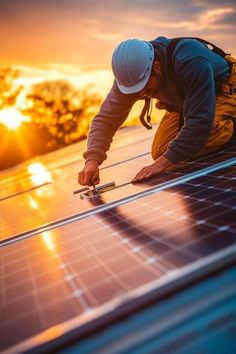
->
[112,39,154,94]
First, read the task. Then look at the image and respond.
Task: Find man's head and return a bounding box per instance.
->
[112,39,162,97]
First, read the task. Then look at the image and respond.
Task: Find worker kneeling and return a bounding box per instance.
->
[78,37,236,186]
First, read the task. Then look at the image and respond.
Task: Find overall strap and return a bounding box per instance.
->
[167,37,234,99]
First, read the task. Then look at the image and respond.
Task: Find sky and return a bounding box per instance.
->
[0,0,235,158]
[0,0,235,69]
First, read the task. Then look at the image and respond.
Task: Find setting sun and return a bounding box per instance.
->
[0,108,30,130]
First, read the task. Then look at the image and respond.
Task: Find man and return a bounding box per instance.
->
[79,36,236,186]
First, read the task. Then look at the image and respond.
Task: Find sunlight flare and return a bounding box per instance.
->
[0,108,30,130]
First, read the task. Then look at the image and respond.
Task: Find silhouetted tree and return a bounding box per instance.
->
[22,80,101,148]
[0,67,22,109]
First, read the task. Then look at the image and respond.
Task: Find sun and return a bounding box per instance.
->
[0,108,29,130]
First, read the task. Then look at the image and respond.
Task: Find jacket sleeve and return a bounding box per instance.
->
[83,80,138,165]
[164,56,216,164]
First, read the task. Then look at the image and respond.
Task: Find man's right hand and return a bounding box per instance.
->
[78,160,100,186]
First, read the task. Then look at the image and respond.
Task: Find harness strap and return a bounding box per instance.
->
[166,37,227,75]
[167,37,235,96]
[139,98,152,130]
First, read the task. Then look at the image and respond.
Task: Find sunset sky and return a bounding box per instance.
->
[0,0,235,101]
[1,0,235,67]
[0,0,235,166]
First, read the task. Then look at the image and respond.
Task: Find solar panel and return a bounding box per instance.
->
[1,143,235,243]
[0,128,153,201]
[1,159,235,353]
[0,153,153,241]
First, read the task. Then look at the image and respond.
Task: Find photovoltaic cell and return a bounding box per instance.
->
[1,163,235,353]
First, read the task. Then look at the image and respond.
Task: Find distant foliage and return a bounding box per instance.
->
[22,80,101,148]
[0,67,23,109]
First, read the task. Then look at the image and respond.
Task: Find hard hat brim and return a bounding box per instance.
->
[116,72,151,94]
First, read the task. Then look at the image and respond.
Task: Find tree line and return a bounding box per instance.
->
[0,67,102,169]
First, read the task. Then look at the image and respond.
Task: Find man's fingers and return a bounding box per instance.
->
[84,172,95,186]
[132,164,164,183]
[92,176,100,185]
[84,170,100,186]
[132,169,150,182]
[132,168,148,181]
[78,171,85,185]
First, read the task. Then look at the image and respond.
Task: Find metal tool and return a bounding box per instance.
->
[73,186,89,194]
[80,181,116,199]
[74,181,133,199]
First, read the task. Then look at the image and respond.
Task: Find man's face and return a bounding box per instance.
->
[139,61,163,98]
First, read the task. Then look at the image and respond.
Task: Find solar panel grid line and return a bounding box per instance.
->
[1,156,235,247]
[1,219,167,307]
[91,230,170,274]
[74,225,167,279]
[109,191,234,236]
[2,245,236,354]
[78,241,155,298]
[183,190,235,208]
[100,151,150,170]
[99,205,227,269]
[81,203,198,262]
[0,181,52,202]
[0,243,166,352]
[2,252,92,327]
[55,257,94,311]
[2,271,88,317]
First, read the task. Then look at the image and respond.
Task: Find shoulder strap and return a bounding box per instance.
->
[166,37,227,79]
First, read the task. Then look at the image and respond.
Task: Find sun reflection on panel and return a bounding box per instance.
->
[28,195,39,209]
[28,163,52,185]
[42,231,56,251]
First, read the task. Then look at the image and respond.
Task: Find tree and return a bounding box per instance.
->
[22,80,101,148]
[0,67,22,109]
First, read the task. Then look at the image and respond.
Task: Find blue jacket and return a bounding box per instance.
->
[83,37,230,165]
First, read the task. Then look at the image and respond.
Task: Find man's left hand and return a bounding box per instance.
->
[132,155,175,183]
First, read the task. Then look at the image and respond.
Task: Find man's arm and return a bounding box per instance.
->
[79,80,138,186]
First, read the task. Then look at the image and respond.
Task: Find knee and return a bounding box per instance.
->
[151,111,180,160]
[151,142,163,160]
